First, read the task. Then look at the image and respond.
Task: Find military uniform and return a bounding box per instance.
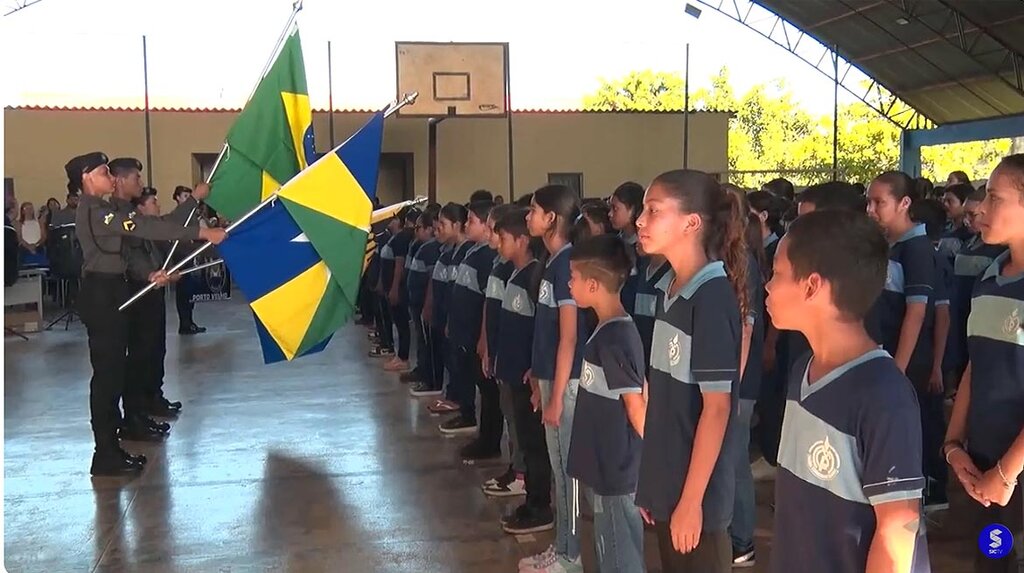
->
[69,152,201,476]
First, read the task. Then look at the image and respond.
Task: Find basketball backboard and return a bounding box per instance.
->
[395,42,509,118]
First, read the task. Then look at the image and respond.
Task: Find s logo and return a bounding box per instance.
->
[807,436,840,481]
[668,333,681,366]
[979,524,1013,559]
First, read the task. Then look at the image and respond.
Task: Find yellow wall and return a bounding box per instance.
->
[4,108,729,209]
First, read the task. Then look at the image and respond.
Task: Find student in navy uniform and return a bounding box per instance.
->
[520,185,587,573]
[912,199,956,399]
[866,171,947,510]
[631,253,670,366]
[748,190,782,264]
[396,209,423,378]
[429,203,473,416]
[944,155,1024,573]
[766,209,930,573]
[441,201,497,442]
[609,182,646,338]
[369,219,396,358]
[407,213,443,396]
[566,235,648,573]
[939,183,975,258]
[479,204,525,495]
[495,209,555,533]
[422,210,459,407]
[378,213,414,367]
[634,170,747,573]
[947,188,1007,396]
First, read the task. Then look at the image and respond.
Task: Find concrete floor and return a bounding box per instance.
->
[3,298,985,572]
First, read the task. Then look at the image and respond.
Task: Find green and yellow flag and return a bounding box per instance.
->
[208,29,314,221]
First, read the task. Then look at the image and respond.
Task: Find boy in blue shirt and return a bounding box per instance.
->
[766,209,930,573]
[406,212,443,395]
[566,235,647,573]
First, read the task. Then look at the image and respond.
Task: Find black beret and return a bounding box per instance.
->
[108,157,143,175]
[64,152,108,190]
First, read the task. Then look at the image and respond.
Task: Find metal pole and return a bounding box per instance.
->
[122,93,418,312]
[179,258,224,277]
[328,40,336,148]
[683,42,690,170]
[143,35,153,188]
[833,44,839,180]
[161,0,303,269]
[504,43,515,202]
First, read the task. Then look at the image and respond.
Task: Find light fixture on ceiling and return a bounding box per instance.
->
[895,17,910,25]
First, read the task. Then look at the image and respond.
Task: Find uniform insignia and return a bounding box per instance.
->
[581,363,594,388]
[513,293,523,312]
[668,333,681,366]
[123,220,136,232]
[128,211,137,219]
[1003,307,1021,336]
[103,213,115,225]
[540,282,551,304]
[807,436,841,481]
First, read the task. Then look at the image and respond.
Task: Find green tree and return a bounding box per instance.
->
[582,68,1013,188]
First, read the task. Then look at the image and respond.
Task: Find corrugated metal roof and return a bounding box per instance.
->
[5,104,733,115]
[756,0,1024,125]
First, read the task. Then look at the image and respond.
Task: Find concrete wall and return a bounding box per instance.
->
[4,108,729,210]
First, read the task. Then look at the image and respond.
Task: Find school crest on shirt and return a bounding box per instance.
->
[582,363,594,388]
[539,282,551,305]
[807,436,841,481]
[513,293,523,312]
[668,333,681,367]
[1003,307,1021,336]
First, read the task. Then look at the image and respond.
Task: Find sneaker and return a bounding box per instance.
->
[484,476,526,497]
[517,545,555,568]
[482,466,515,490]
[506,508,556,536]
[428,399,460,414]
[732,546,756,568]
[399,370,423,383]
[521,552,579,572]
[438,415,477,435]
[460,440,500,462]
[368,346,395,358]
[409,383,443,397]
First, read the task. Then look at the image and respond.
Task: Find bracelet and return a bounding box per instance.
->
[942,440,964,463]
[996,461,1018,488]
[944,445,964,465]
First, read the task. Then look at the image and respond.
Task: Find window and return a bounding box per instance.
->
[192,153,220,184]
[548,172,583,197]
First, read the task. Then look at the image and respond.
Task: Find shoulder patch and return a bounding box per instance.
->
[123,220,136,232]
[103,213,115,225]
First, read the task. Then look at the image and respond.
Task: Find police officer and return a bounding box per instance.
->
[109,158,192,438]
[69,152,225,476]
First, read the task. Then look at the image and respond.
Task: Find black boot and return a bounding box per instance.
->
[119,416,168,442]
[91,435,144,476]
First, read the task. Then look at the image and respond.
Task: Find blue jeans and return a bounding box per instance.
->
[539,378,580,561]
[730,399,756,552]
[585,489,646,573]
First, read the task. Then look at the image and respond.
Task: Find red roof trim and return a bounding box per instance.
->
[6,104,733,114]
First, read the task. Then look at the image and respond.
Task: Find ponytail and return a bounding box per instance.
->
[712,190,750,319]
[532,184,580,242]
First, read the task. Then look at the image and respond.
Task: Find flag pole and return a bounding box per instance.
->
[161,0,304,270]
[178,258,224,277]
[120,92,418,312]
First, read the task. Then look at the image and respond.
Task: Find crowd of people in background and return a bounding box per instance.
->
[356,157,1024,573]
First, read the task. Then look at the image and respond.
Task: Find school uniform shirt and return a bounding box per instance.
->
[400,239,422,306]
[619,233,641,314]
[965,251,1024,470]
[740,254,766,401]
[635,261,741,527]
[429,243,455,330]
[630,258,671,365]
[948,237,1007,371]
[485,258,515,368]
[567,316,645,496]
[772,349,930,573]
[866,224,936,378]
[495,260,539,384]
[447,242,497,349]
[407,238,440,310]
[532,244,588,381]
[764,232,780,277]
[380,228,413,294]
[937,223,974,260]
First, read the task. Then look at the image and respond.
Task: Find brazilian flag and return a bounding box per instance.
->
[208,29,315,221]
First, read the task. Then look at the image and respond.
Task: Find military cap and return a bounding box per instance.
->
[64,151,108,190]
[108,157,144,176]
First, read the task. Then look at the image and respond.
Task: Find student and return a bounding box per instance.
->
[912,199,956,395]
[631,251,670,366]
[565,235,648,573]
[479,204,524,493]
[865,171,946,510]
[944,154,1024,573]
[939,183,975,258]
[381,209,416,372]
[748,190,783,264]
[422,205,464,413]
[443,200,498,443]
[634,169,747,572]
[766,209,930,573]
[406,212,442,395]
[610,181,646,326]
[370,216,401,358]
[573,202,612,242]
[519,184,586,573]
[494,209,555,531]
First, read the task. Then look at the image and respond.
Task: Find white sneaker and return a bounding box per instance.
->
[518,545,555,570]
[524,554,582,573]
[483,477,526,497]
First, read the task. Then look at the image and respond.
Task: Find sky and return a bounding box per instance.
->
[1,0,867,115]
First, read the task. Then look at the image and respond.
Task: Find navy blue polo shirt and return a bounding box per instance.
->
[630,258,671,365]
[635,261,741,527]
[447,242,496,349]
[380,229,413,291]
[532,244,587,381]
[429,243,455,330]
[485,258,515,367]
[965,251,1024,470]
[407,238,440,310]
[772,350,929,573]
[567,316,645,496]
[496,260,539,384]
[948,238,1007,371]
[740,254,766,401]
[619,233,641,314]
[938,223,973,260]
[399,239,421,305]
[764,232,780,277]
[866,224,936,377]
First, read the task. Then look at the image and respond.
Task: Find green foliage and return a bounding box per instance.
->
[582,67,1013,188]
